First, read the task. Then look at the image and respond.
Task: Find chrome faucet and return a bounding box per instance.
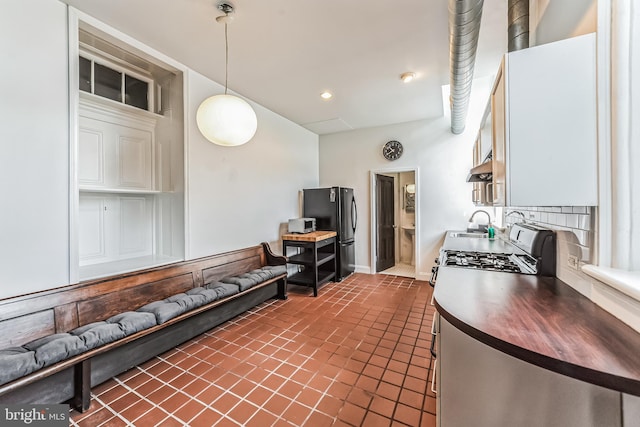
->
[506,210,526,222]
[468,210,492,226]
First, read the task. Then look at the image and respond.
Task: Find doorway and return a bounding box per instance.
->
[376,174,395,272]
[370,169,418,278]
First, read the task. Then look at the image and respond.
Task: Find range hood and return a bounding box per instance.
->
[467,160,492,182]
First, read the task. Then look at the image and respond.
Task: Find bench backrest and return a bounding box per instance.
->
[0,245,268,348]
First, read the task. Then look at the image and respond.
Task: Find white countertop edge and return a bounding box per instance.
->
[582,265,640,302]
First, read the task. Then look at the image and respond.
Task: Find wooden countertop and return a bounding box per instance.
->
[434,266,640,396]
[282,231,337,242]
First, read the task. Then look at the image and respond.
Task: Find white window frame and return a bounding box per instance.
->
[78,49,156,113]
[583,0,640,305]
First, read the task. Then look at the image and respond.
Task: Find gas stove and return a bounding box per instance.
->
[430,223,556,287]
[442,250,533,274]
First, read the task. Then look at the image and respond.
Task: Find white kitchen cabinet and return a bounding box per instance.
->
[78,97,162,277]
[73,15,186,281]
[471,103,493,206]
[491,33,597,207]
[79,194,153,265]
[79,97,157,191]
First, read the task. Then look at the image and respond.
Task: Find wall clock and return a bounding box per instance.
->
[383,140,403,160]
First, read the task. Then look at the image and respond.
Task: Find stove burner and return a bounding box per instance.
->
[443,250,523,273]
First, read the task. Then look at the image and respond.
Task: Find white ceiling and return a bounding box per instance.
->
[62,0,508,134]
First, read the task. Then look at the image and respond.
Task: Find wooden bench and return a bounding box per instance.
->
[0,243,287,411]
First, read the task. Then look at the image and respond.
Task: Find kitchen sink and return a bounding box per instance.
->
[449,232,488,238]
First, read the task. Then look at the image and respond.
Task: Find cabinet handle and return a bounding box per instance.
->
[472,188,477,203]
[431,359,437,394]
[486,183,494,204]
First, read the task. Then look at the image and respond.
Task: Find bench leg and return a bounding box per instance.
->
[73,359,91,412]
[277,278,288,300]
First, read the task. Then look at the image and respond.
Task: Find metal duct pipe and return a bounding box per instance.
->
[508,0,529,51]
[449,0,484,135]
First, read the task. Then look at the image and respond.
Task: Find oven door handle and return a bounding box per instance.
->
[429,314,438,358]
[430,359,437,394]
[428,266,438,287]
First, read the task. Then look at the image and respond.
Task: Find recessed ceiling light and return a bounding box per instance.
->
[400,72,416,83]
[320,91,333,100]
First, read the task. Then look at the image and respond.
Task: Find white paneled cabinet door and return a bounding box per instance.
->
[79,194,153,266]
[490,33,597,207]
[79,196,108,264]
[78,127,105,187]
[78,109,155,191]
[118,196,153,258]
[507,33,597,206]
[118,132,152,190]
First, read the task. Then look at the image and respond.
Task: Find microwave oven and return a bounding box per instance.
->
[288,218,316,234]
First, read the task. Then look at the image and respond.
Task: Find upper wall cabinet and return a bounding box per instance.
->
[79,98,156,192]
[470,102,493,206]
[490,33,597,207]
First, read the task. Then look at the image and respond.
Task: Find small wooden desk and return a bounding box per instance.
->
[282,231,337,297]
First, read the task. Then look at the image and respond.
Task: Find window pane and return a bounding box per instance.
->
[94,63,122,102]
[125,75,148,110]
[79,56,91,93]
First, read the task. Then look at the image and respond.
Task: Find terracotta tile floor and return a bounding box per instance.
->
[70,273,437,426]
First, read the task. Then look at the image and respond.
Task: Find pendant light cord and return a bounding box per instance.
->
[224,22,229,95]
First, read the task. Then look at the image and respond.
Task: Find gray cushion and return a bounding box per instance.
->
[221,276,259,291]
[107,311,157,333]
[186,287,221,304]
[0,347,39,386]
[165,293,207,310]
[23,333,87,367]
[241,272,265,283]
[139,302,177,324]
[205,281,240,298]
[136,293,206,325]
[248,269,273,281]
[71,321,106,336]
[70,321,126,350]
[263,265,287,276]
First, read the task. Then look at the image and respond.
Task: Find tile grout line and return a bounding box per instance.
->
[70,275,436,426]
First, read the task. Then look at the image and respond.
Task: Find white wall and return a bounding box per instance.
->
[186,70,319,259]
[532,0,596,45]
[0,0,70,299]
[0,3,318,300]
[318,79,492,279]
[318,78,491,279]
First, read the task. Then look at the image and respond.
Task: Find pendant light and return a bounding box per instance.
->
[196,2,257,147]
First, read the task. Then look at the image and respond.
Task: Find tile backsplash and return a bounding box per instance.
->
[504,206,594,264]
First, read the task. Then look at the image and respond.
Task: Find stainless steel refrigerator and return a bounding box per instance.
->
[303,187,357,281]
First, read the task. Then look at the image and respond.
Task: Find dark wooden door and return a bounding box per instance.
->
[376,174,395,272]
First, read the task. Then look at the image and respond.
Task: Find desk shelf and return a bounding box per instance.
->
[283,231,337,297]
[288,269,336,288]
[287,251,335,267]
